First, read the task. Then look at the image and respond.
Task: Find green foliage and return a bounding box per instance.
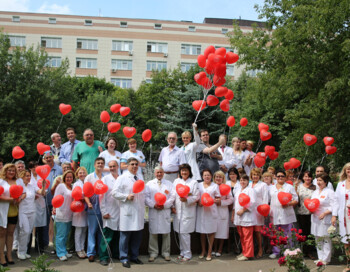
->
[0,265,10,272]
[24,254,60,272]
[228,0,350,172]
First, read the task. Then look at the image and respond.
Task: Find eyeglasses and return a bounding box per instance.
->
[129,163,138,166]
[84,134,94,136]
[168,137,176,140]
[276,175,286,178]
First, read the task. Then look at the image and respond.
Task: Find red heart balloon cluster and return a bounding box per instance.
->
[154,192,166,205]
[142,129,152,142]
[264,145,279,160]
[284,158,301,170]
[240,117,248,127]
[133,180,145,193]
[37,179,50,190]
[110,104,121,114]
[12,146,25,159]
[238,193,250,207]
[277,192,292,205]
[258,123,272,141]
[123,127,136,138]
[192,100,207,111]
[323,136,337,155]
[176,184,190,198]
[35,165,51,180]
[303,133,317,146]
[257,204,270,217]
[94,180,108,195]
[9,184,23,199]
[219,183,231,196]
[83,182,94,198]
[52,195,64,208]
[70,200,85,212]
[107,122,121,133]
[37,142,51,155]
[304,198,320,213]
[72,186,83,200]
[59,103,72,115]
[226,116,235,127]
[201,192,214,207]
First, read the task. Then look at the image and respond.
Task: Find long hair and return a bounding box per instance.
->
[339,162,350,181]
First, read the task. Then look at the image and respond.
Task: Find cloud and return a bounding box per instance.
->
[0,0,30,12]
[37,2,71,14]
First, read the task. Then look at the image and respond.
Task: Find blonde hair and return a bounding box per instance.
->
[0,163,17,180]
[250,168,262,180]
[231,137,242,153]
[267,166,275,174]
[62,170,76,183]
[247,140,254,146]
[181,131,192,138]
[262,171,274,179]
[213,170,226,184]
[339,162,350,181]
[75,167,88,179]
[19,169,31,179]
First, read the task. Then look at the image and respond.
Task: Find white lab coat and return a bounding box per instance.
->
[313,178,334,191]
[311,188,335,236]
[182,128,201,180]
[233,186,257,226]
[229,181,241,228]
[99,150,122,176]
[173,177,200,233]
[54,183,73,222]
[0,179,11,228]
[18,183,37,234]
[196,182,220,234]
[145,178,175,234]
[121,150,146,179]
[100,174,120,231]
[72,180,87,227]
[215,181,234,238]
[228,151,245,169]
[112,172,145,231]
[250,181,269,225]
[269,183,298,225]
[333,181,348,243]
[29,174,47,227]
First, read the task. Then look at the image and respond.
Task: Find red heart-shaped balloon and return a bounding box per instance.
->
[219,184,231,196]
[59,103,72,115]
[257,204,270,217]
[303,134,317,146]
[37,142,50,155]
[215,87,228,97]
[284,161,292,171]
[212,74,226,86]
[36,165,51,180]
[94,180,108,195]
[9,184,23,199]
[260,130,272,141]
[238,193,250,207]
[133,180,145,193]
[0,186,4,196]
[269,151,279,160]
[220,99,230,112]
[277,192,292,205]
[107,122,121,133]
[52,195,64,208]
[72,186,83,201]
[226,116,235,127]
[289,158,301,169]
[37,179,50,190]
[197,54,206,68]
[254,155,266,168]
[201,192,214,207]
[154,192,166,205]
[192,100,207,111]
[100,111,110,123]
[142,129,152,142]
[214,64,226,78]
[304,198,320,213]
[206,95,219,106]
[176,184,190,198]
[264,145,275,157]
[123,127,136,138]
[225,89,234,100]
[215,47,226,57]
[240,118,248,127]
[110,104,121,113]
[258,123,269,132]
[120,107,131,117]
[70,200,85,212]
[325,146,337,155]
[323,136,334,146]
[12,146,25,159]
[226,52,239,64]
[83,182,94,197]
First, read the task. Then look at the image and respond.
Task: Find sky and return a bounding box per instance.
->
[0,0,266,23]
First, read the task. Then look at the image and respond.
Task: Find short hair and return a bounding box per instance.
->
[178,163,193,179]
[83,128,94,136]
[315,165,328,174]
[237,168,246,176]
[127,157,138,164]
[19,169,31,179]
[316,173,331,186]
[240,138,246,142]
[199,129,209,136]
[286,170,294,177]
[302,170,313,180]
[75,166,87,178]
[51,132,60,140]
[213,170,226,184]
[267,166,276,174]
[108,160,119,166]
[240,174,249,181]
[105,137,118,149]
[262,171,273,179]
[0,163,17,180]
[228,167,240,180]
[15,160,25,166]
[276,169,286,177]
[181,131,192,138]
[62,162,71,167]
[127,138,137,145]
[167,132,177,138]
[154,165,164,172]
[66,127,76,133]
[247,140,254,146]
[62,170,76,183]
[201,168,213,179]
[250,168,262,180]
[28,161,38,169]
[94,157,105,164]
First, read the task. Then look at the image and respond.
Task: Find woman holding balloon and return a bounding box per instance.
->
[196,169,220,261]
[53,170,74,261]
[309,173,335,265]
[269,170,298,259]
[0,164,21,266]
[173,164,199,262]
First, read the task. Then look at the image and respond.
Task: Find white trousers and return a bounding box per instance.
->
[18,213,35,254]
[75,226,87,252]
[316,236,332,263]
[178,233,191,259]
[149,233,170,257]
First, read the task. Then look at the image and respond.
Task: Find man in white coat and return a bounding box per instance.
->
[112,158,145,268]
[99,160,120,266]
[145,166,175,262]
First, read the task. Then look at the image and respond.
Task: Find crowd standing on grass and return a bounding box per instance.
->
[0,126,350,272]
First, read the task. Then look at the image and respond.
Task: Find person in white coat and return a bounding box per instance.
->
[72,167,88,259]
[120,138,146,180]
[17,170,45,260]
[145,166,175,262]
[213,170,233,257]
[310,173,335,265]
[269,170,298,259]
[181,123,201,181]
[196,169,220,261]
[249,168,268,259]
[217,135,234,176]
[112,157,145,268]
[173,163,200,262]
[231,174,257,261]
[99,160,120,266]
[99,137,122,176]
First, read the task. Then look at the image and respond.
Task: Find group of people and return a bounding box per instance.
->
[0,125,350,272]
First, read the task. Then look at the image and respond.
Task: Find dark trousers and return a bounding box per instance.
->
[297,214,314,255]
[119,230,142,262]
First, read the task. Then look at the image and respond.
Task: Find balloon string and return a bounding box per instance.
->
[56,115,64,133]
[237,126,242,138]
[37,154,42,163]
[255,139,262,153]
[140,142,146,152]
[320,153,328,164]
[193,88,210,123]
[297,146,309,181]
[121,139,127,153]
[99,123,105,141]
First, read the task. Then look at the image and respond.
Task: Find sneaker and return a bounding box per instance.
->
[211,251,216,256]
[164,256,171,261]
[25,254,31,259]
[269,253,277,259]
[237,255,248,261]
[181,257,190,262]
[17,253,26,260]
[59,256,67,261]
[77,251,85,259]
[237,253,243,258]
[215,252,221,257]
[148,256,155,262]
[66,253,72,258]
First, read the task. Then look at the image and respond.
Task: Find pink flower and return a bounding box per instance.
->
[298,229,303,234]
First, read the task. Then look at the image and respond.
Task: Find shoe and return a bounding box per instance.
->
[215,252,221,257]
[211,251,216,256]
[77,251,86,259]
[237,253,243,258]
[81,250,87,258]
[0,263,7,267]
[5,256,14,265]
[25,254,31,259]
[17,253,26,260]
[130,258,143,264]
[88,255,95,262]
[269,253,277,259]
[59,255,67,261]
[148,256,155,262]
[122,261,130,268]
[199,255,204,259]
[50,250,56,255]
[177,255,183,260]
[237,255,248,261]
[181,257,190,262]
[206,256,212,261]
[164,256,171,261]
[100,259,108,266]
[66,253,72,258]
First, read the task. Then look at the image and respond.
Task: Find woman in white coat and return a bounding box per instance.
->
[196,169,220,261]
[332,162,350,272]
[269,170,298,259]
[249,168,268,258]
[72,167,88,259]
[181,123,201,181]
[310,173,335,265]
[17,170,45,260]
[120,138,146,180]
[213,170,233,257]
[173,164,200,262]
[231,174,257,261]
[99,137,122,176]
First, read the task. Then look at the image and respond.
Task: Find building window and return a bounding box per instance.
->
[41,37,62,48]
[221,28,228,34]
[76,58,97,69]
[48,18,56,24]
[181,63,196,72]
[181,44,201,55]
[226,65,234,76]
[111,59,132,70]
[84,19,93,26]
[154,23,162,30]
[146,61,167,71]
[46,57,61,67]
[77,39,98,50]
[112,40,133,52]
[9,36,26,47]
[214,46,234,53]
[246,69,263,77]
[145,79,152,84]
[12,16,20,22]
[147,42,168,53]
[111,78,132,88]
[120,21,128,28]
[188,26,196,32]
